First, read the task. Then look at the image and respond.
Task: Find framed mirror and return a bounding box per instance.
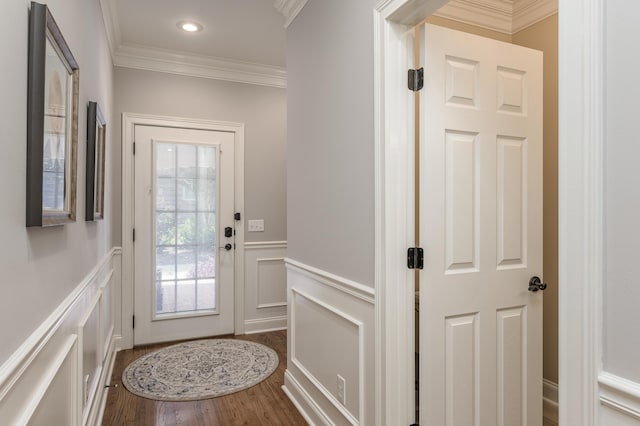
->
[86,102,106,221]
[26,2,79,227]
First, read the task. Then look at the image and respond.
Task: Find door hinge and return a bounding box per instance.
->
[407,247,424,269]
[408,67,424,92]
[132,315,135,329]
[234,212,241,221]
[132,228,135,242]
[133,142,136,155]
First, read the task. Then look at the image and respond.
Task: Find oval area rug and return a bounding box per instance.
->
[122,339,279,401]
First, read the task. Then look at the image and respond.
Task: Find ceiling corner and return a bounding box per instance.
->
[99,0,121,59]
[433,0,513,34]
[433,0,558,35]
[512,0,558,33]
[273,0,309,28]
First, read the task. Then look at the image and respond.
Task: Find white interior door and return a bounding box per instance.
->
[419,24,543,425]
[134,125,236,345]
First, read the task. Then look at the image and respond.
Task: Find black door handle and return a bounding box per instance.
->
[528,276,547,292]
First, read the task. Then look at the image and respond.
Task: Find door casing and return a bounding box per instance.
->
[373,0,602,425]
[120,113,245,349]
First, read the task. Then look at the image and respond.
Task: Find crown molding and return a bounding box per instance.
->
[99,0,121,57]
[434,0,512,34]
[273,0,309,28]
[512,0,558,33]
[433,0,557,35]
[99,0,287,88]
[113,44,287,89]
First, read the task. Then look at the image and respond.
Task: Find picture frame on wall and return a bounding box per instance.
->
[26,1,79,227]
[86,102,106,221]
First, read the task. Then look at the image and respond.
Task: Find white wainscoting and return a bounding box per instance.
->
[599,372,640,424]
[243,241,287,334]
[283,258,375,426]
[0,248,122,426]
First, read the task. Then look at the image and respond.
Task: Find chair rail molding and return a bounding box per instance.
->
[0,248,121,425]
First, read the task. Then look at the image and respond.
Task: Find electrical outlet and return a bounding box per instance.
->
[248,219,264,232]
[337,374,346,405]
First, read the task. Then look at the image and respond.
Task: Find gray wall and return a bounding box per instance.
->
[113,68,287,243]
[0,0,115,364]
[604,0,640,383]
[287,0,377,286]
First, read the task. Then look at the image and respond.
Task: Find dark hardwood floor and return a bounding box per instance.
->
[102,330,307,426]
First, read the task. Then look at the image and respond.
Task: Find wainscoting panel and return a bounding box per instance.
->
[0,248,122,426]
[283,258,375,426]
[244,242,287,333]
[599,372,640,424]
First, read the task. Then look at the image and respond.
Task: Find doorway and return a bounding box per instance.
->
[121,114,246,349]
[133,124,236,345]
[416,22,544,424]
[373,1,559,424]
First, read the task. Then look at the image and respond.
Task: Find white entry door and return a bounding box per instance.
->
[134,125,236,345]
[419,24,543,425]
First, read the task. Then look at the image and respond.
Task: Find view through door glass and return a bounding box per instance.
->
[155,142,218,317]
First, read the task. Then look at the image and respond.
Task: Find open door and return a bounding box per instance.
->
[419,23,543,425]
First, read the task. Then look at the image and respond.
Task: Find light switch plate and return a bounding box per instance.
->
[248,219,264,232]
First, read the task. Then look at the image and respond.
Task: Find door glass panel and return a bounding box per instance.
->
[155,142,217,316]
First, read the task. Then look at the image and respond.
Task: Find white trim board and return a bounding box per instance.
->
[599,372,640,420]
[112,44,287,89]
[433,0,558,35]
[285,258,375,304]
[0,248,120,392]
[273,0,309,29]
[120,113,246,346]
[558,0,604,424]
[99,1,287,88]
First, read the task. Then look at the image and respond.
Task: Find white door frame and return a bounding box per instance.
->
[373,0,603,424]
[120,113,246,349]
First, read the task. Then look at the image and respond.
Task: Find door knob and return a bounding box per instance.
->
[224,243,232,251]
[528,276,547,292]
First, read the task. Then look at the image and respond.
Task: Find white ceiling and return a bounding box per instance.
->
[101,0,288,87]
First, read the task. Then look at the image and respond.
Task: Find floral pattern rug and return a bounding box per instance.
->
[122,339,279,401]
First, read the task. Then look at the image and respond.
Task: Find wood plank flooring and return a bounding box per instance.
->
[102,330,307,426]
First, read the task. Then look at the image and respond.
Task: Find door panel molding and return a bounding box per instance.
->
[121,113,245,349]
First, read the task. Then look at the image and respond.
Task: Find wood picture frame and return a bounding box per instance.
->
[86,102,106,221]
[26,1,79,227]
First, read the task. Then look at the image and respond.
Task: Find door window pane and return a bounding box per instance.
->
[154,142,217,316]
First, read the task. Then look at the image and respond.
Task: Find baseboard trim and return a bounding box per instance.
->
[243,316,287,334]
[599,372,640,420]
[283,370,332,426]
[543,379,559,424]
[89,333,119,426]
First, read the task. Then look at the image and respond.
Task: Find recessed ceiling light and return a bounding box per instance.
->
[177,21,203,33]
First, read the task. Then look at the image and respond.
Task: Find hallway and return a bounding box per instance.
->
[102,331,305,425]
